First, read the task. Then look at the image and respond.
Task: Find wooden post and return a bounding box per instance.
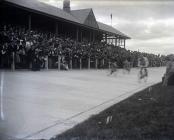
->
[119,38,121,46]
[123,39,126,49]
[80,30,83,42]
[29,61,32,69]
[76,28,79,41]
[11,52,15,71]
[55,23,58,36]
[109,60,111,69]
[115,36,117,46]
[90,31,93,42]
[58,55,61,71]
[70,59,72,70]
[88,57,91,69]
[93,31,95,42]
[105,34,107,43]
[28,14,31,31]
[80,58,82,70]
[121,39,123,46]
[45,55,49,70]
[102,59,105,68]
[95,59,98,69]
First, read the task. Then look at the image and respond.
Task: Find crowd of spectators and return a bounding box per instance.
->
[0,24,166,70]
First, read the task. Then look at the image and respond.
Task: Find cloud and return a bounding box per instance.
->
[114,17,174,39]
[127,37,174,55]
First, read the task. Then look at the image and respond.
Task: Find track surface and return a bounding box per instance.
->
[0,68,165,139]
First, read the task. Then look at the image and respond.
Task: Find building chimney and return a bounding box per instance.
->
[63,0,71,13]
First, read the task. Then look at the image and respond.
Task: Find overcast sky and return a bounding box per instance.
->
[39,0,174,55]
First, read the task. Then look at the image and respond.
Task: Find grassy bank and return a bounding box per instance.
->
[52,83,174,140]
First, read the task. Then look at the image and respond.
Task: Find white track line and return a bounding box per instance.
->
[0,72,4,121]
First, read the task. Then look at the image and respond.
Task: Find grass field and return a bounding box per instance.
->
[53,83,174,140]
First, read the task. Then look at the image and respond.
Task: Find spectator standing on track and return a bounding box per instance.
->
[163,54,174,86]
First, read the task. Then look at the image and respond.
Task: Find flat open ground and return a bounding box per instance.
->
[0,67,165,140]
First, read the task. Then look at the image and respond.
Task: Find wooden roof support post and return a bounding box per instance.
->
[55,23,59,36]
[118,38,121,47]
[93,31,95,42]
[121,39,123,46]
[28,14,31,31]
[115,36,117,46]
[120,38,124,48]
[80,30,83,42]
[105,34,107,44]
[76,27,79,41]
[124,39,126,49]
[90,31,92,42]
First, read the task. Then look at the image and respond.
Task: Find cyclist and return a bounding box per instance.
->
[108,61,118,75]
[123,59,131,73]
[138,55,149,82]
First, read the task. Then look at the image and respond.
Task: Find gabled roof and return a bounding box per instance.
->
[71,9,92,24]
[84,10,99,29]
[2,0,130,39]
[97,22,130,39]
[71,8,99,29]
[3,0,79,23]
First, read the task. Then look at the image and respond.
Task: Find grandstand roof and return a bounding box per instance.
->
[71,8,99,29]
[98,22,129,38]
[3,0,79,23]
[71,8,92,24]
[2,0,130,39]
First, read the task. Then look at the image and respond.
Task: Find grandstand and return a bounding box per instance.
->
[0,0,131,70]
[0,0,166,71]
